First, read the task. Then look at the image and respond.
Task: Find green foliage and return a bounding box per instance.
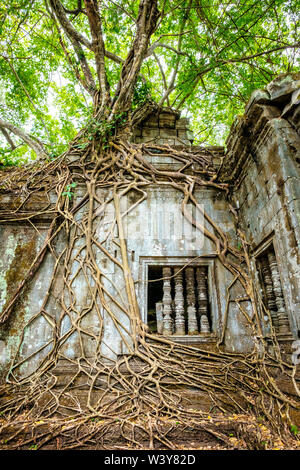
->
[0,145,36,167]
[132,79,152,109]
[84,111,128,149]
[291,424,299,436]
[62,182,77,200]
[0,0,298,163]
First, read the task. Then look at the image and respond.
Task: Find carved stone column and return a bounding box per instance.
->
[196,266,210,334]
[267,252,290,334]
[260,257,279,331]
[185,267,198,334]
[162,267,173,335]
[155,302,163,334]
[174,267,185,335]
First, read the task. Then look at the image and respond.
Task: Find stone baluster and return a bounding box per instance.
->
[196,266,210,334]
[185,267,198,335]
[162,267,173,335]
[174,267,186,335]
[267,252,290,335]
[155,302,163,334]
[260,257,279,331]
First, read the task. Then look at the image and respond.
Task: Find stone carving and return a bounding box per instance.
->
[162,267,173,335]
[155,302,163,334]
[185,267,198,335]
[260,256,279,330]
[173,267,185,335]
[157,265,212,336]
[200,315,210,335]
[267,252,290,335]
[196,266,210,334]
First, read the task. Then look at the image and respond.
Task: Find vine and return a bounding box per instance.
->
[0,124,299,450]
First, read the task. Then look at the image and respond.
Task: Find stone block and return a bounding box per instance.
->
[144,113,159,127]
[66,154,81,164]
[177,130,194,144]
[175,117,190,129]
[284,177,300,203]
[281,89,300,118]
[159,128,177,138]
[155,138,176,146]
[132,127,142,138]
[178,129,187,139]
[158,112,176,128]
[266,73,300,103]
[142,127,159,138]
[175,138,191,146]
[288,198,300,229]
[245,89,271,114]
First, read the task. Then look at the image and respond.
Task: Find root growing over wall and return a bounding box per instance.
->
[0,133,299,450]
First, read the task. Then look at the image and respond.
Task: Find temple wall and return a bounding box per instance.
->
[0,181,253,380]
[223,74,300,339]
[1,76,299,380]
[0,223,62,377]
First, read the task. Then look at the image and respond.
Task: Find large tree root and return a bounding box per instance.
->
[0,135,299,450]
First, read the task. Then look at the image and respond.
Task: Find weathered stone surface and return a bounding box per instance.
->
[158,111,176,128]
[175,117,190,129]
[0,75,299,382]
[222,74,300,339]
[266,73,300,103]
[132,110,195,146]
[244,89,271,114]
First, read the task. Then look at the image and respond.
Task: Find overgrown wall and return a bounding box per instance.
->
[222,74,300,339]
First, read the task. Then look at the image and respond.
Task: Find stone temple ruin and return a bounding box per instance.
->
[0,74,299,390]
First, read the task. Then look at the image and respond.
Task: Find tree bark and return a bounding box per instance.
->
[0,119,47,159]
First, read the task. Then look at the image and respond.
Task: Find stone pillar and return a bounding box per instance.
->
[185,267,198,334]
[196,266,210,334]
[267,252,290,335]
[155,302,163,334]
[162,267,173,335]
[174,267,185,335]
[260,257,279,330]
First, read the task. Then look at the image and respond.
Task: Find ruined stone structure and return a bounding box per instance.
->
[0,74,299,383]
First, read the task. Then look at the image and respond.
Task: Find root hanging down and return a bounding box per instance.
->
[0,134,299,450]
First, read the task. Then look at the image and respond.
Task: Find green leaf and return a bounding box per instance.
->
[291,425,299,436]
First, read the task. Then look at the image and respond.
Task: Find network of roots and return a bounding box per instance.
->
[0,128,299,450]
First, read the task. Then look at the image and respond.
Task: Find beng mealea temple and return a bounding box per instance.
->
[0,74,299,423]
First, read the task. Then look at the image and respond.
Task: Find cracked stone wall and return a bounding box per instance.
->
[222,73,300,339]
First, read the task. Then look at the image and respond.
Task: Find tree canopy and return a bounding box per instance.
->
[0,0,299,165]
[0,2,300,450]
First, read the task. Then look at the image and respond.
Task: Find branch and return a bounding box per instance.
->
[223,42,300,64]
[106,0,136,22]
[153,52,170,106]
[2,55,52,142]
[145,41,190,58]
[57,24,95,96]
[48,0,92,50]
[62,0,84,16]
[110,0,160,117]
[0,127,16,150]
[47,0,123,98]
[47,0,97,95]
[104,49,124,65]
[0,119,47,159]
[159,0,192,107]
[173,42,300,110]
[84,0,111,108]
